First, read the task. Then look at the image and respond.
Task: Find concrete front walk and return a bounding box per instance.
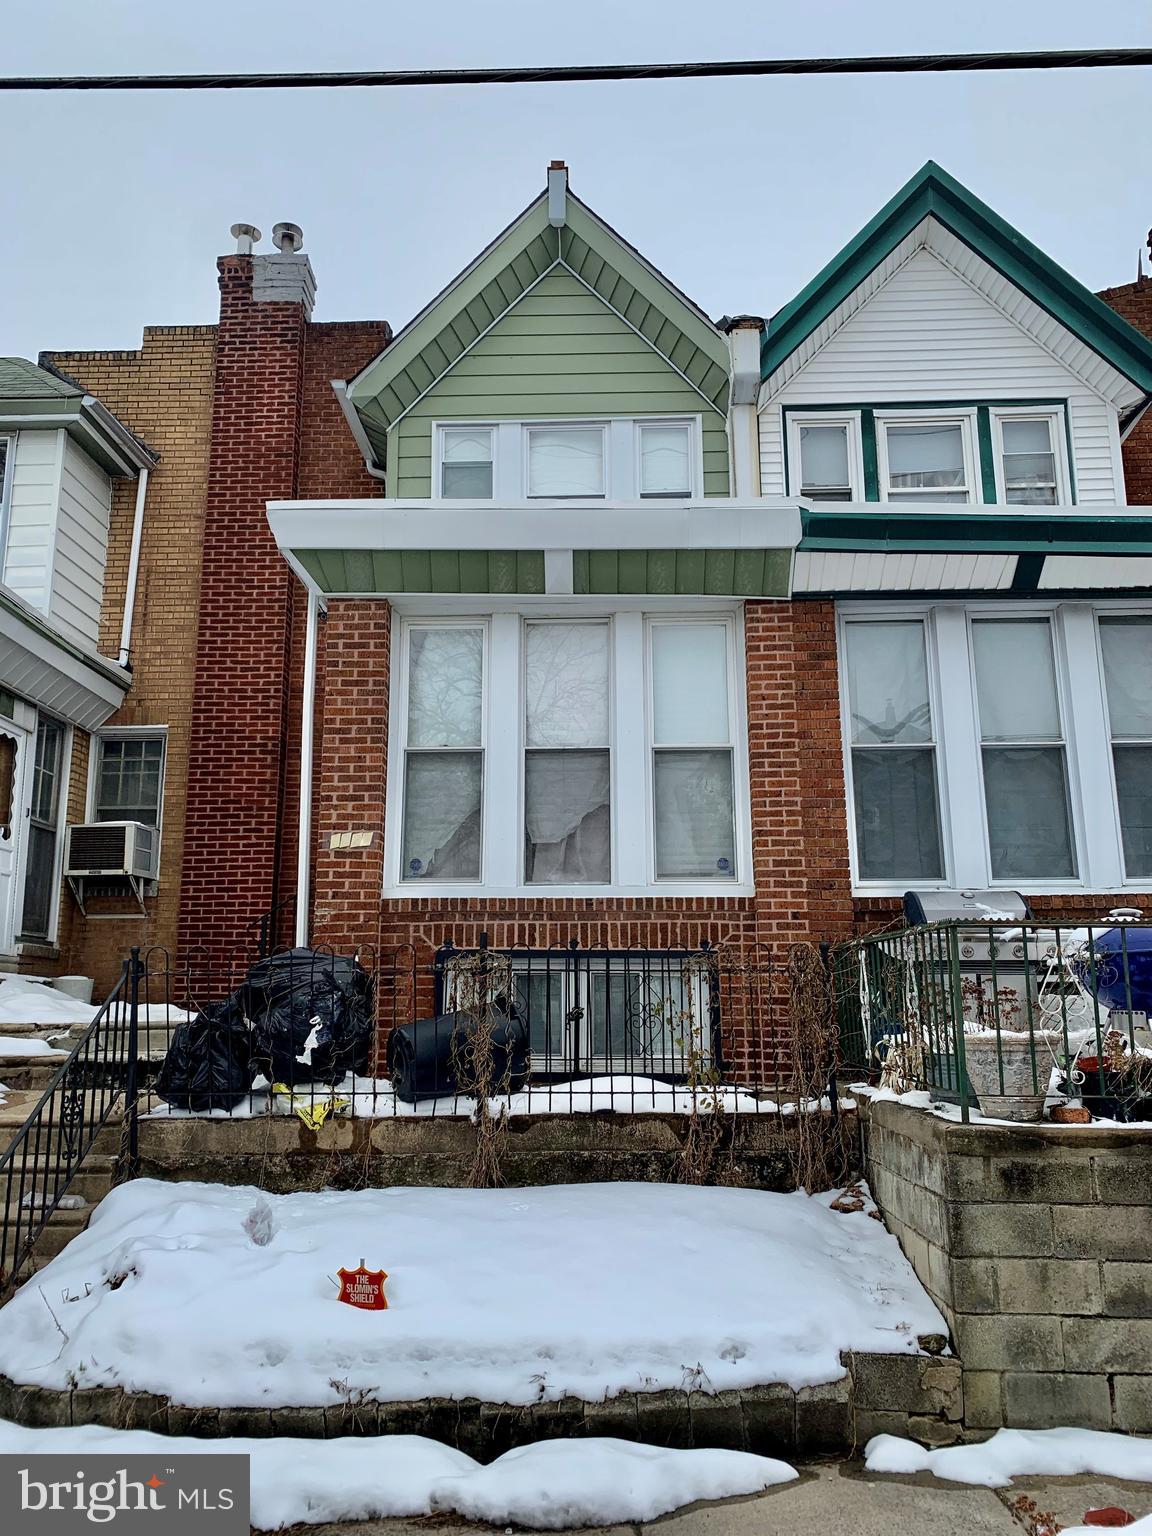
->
[277,1462,1152,1535]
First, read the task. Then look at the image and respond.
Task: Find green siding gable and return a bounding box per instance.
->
[388,270,730,497]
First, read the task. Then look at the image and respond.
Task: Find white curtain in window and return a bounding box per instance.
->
[852,748,943,880]
[524,750,611,883]
[972,620,1061,742]
[640,426,691,495]
[1100,618,1152,737]
[402,752,482,879]
[652,624,729,745]
[799,424,850,489]
[528,428,604,496]
[407,628,483,748]
[653,750,735,878]
[525,624,609,747]
[845,622,933,745]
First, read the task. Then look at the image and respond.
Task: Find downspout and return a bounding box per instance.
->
[721,317,765,498]
[295,588,320,946]
[117,466,149,667]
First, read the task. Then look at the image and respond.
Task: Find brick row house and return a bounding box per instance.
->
[3,162,1152,1078]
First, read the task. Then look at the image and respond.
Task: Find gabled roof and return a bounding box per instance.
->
[344,177,731,468]
[0,357,82,399]
[760,162,1152,399]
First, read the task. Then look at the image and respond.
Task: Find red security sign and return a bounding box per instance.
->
[336,1262,389,1310]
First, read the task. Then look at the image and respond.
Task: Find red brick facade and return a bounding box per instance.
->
[1100,273,1152,506]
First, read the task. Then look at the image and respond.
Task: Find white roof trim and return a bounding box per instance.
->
[0,597,127,730]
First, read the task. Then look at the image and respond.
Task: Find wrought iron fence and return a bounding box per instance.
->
[134,939,818,1121]
[0,952,140,1295]
[833,918,1152,1123]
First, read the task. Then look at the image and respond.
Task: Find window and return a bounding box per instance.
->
[972,619,1076,879]
[390,612,747,891]
[440,427,493,499]
[1099,617,1152,878]
[639,423,692,497]
[20,716,65,940]
[843,621,943,880]
[524,622,611,883]
[880,418,972,503]
[650,623,737,880]
[401,626,484,881]
[798,422,854,501]
[94,734,165,828]
[997,416,1060,505]
[527,426,605,498]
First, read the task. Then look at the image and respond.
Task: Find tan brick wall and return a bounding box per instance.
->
[44,326,217,993]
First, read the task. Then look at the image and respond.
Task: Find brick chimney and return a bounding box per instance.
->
[1098,227,1152,507]
[178,224,316,969]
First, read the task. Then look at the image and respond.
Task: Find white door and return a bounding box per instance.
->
[0,718,30,955]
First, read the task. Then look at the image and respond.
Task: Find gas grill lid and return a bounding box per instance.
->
[903,889,1034,926]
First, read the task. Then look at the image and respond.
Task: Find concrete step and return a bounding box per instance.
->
[3,1155,117,1203]
[0,1060,69,1092]
[0,1097,124,1154]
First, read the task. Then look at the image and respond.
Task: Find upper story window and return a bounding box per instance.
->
[796,420,857,501]
[879,417,973,503]
[527,426,606,498]
[436,417,700,500]
[994,413,1064,505]
[440,428,493,499]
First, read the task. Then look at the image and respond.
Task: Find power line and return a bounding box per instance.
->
[1,48,1150,92]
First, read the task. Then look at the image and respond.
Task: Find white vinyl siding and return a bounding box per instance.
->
[1,430,62,612]
[761,246,1124,504]
[49,437,112,648]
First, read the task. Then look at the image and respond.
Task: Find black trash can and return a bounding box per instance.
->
[387,1008,528,1103]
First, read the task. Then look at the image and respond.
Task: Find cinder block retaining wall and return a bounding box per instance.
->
[136,1111,855,1193]
[0,1352,961,1459]
[860,1096,1152,1433]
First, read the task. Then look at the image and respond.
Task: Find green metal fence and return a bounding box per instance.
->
[832,919,1152,1123]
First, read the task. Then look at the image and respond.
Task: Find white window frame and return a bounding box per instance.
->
[525,422,608,499]
[434,424,497,501]
[838,600,1152,897]
[876,408,980,505]
[430,416,704,501]
[0,433,15,572]
[393,619,488,885]
[18,710,72,947]
[384,604,752,897]
[786,412,865,501]
[990,406,1071,507]
[1095,610,1152,885]
[86,726,168,877]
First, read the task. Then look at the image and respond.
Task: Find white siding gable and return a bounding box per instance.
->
[760,241,1127,505]
[50,436,112,648]
[2,429,63,613]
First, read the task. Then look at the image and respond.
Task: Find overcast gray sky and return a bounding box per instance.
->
[3,1,1149,360]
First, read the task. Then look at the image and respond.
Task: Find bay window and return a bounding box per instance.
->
[401,626,484,881]
[389,612,747,891]
[841,603,1152,892]
[1099,617,1152,878]
[843,621,943,880]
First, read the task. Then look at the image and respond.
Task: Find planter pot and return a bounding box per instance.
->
[962,1032,1054,1122]
[1050,1103,1092,1125]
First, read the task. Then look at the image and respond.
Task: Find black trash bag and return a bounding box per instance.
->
[244,948,374,1088]
[155,1000,255,1112]
[387,1007,528,1104]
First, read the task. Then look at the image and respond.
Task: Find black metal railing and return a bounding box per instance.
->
[134,939,818,1120]
[833,918,1152,1122]
[0,949,142,1295]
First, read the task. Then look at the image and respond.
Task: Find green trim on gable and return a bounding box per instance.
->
[799,509,1152,555]
[860,409,879,502]
[761,161,1152,395]
[345,186,730,472]
[976,407,997,504]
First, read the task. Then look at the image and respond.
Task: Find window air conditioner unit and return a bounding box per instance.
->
[64,821,158,914]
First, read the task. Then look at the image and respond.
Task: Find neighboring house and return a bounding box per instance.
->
[0,358,156,970]
[9,162,1152,1038]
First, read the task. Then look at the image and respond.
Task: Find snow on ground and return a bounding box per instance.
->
[0,1180,945,1408]
[0,1035,66,1058]
[146,1072,770,1118]
[0,975,192,1030]
[0,1421,794,1529]
[849,1082,1138,1129]
[866,1427,1152,1486]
